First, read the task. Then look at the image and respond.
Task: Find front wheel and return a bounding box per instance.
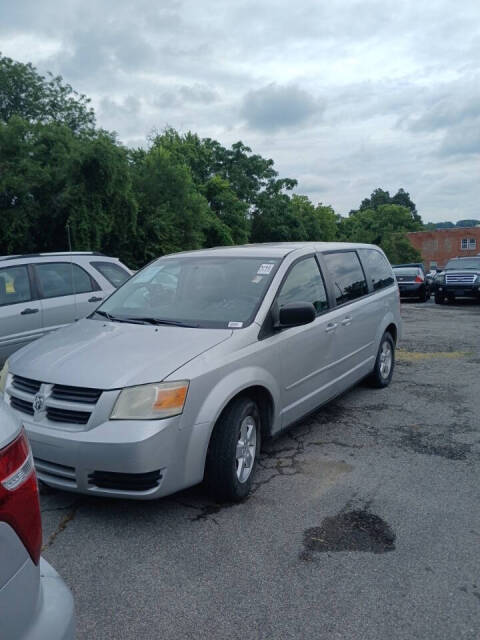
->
[369,332,395,388]
[205,396,261,502]
[435,292,445,304]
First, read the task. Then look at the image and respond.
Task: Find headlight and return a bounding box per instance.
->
[111,380,189,420]
[0,361,8,393]
[435,273,445,284]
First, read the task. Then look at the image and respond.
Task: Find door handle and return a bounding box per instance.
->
[20,308,39,315]
[341,317,352,326]
[325,322,338,333]
[88,296,103,303]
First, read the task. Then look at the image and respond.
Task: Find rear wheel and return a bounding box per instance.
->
[419,289,428,302]
[369,332,395,388]
[205,396,261,502]
[434,292,445,304]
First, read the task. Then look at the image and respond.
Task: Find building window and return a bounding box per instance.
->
[461,238,477,250]
[430,261,438,270]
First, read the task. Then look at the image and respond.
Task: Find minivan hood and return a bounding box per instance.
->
[9,318,233,389]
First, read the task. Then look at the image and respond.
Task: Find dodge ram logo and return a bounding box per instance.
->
[33,394,45,412]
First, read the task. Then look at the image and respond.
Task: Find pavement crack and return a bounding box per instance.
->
[42,500,82,551]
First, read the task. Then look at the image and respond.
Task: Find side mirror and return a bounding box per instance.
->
[277,302,316,328]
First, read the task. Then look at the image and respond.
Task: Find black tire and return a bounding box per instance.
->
[434,292,445,304]
[205,396,261,502]
[447,294,455,303]
[369,332,395,388]
[419,290,428,303]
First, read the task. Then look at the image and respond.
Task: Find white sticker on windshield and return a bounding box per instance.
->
[257,263,275,275]
[252,275,263,284]
[228,321,243,329]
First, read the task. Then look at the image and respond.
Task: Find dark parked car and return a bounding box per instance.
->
[393,266,430,302]
[434,257,480,304]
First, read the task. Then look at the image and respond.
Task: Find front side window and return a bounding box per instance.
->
[96,256,281,329]
[0,266,32,307]
[91,261,131,288]
[358,249,395,291]
[277,257,328,313]
[35,263,95,299]
[323,251,368,305]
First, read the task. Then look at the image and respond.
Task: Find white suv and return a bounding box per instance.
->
[0,252,132,364]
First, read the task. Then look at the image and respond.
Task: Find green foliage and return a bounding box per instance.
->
[338,204,422,263]
[129,145,211,265]
[0,53,95,132]
[357,187,421,225]
[1,55,429,270]
[0,117,136,258]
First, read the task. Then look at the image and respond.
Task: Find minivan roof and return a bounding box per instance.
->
[162,242,381,259]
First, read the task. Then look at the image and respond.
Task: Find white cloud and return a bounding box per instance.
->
[1,0,480,222]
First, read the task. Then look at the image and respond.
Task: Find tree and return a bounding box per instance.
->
[337,204,422,263]
[250,192,305,242]
[130,146,211,265]
[202,176,249,245]
[456,219,480,228]
[290,195,337,241]
[0,117,136,260]
[355,187,422,225]
[0,53,95,132]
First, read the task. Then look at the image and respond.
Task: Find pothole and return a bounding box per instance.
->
[302,510,395,555]
[401,433,470,460]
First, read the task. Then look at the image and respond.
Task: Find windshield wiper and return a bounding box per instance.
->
[93,311,198,327]
[130,317,199,328]
[93,311,146,325]
[93,310,113,321]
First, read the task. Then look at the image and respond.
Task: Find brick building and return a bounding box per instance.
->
[406,227,480,270]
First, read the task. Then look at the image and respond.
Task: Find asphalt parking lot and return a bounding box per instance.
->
[40,299,480,640]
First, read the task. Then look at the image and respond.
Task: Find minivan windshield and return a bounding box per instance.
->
[95,256,281,329]
[445,258,480,270]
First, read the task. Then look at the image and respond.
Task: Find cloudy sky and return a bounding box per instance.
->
[2,0,480,222]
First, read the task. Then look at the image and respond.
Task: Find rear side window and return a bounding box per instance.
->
[91,261,131,288]
[35,263,95,298]
[0,266,32,307]
[323,251,368,305]
[358,249,395,291]
[277,256,328,313]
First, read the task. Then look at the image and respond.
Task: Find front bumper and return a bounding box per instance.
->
[23,414,203,500]
[435,284,480,298]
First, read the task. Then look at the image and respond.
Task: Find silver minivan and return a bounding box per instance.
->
[1,243,401,502]
[0,252,132,365]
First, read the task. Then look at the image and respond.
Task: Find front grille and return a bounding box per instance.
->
[445,273,476,284]
[12,375,41,395]
[10,396,34,415]
[88,470,162,492]
[46,407,91,425]
[51,384,102,404]
[8,377,102,426]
